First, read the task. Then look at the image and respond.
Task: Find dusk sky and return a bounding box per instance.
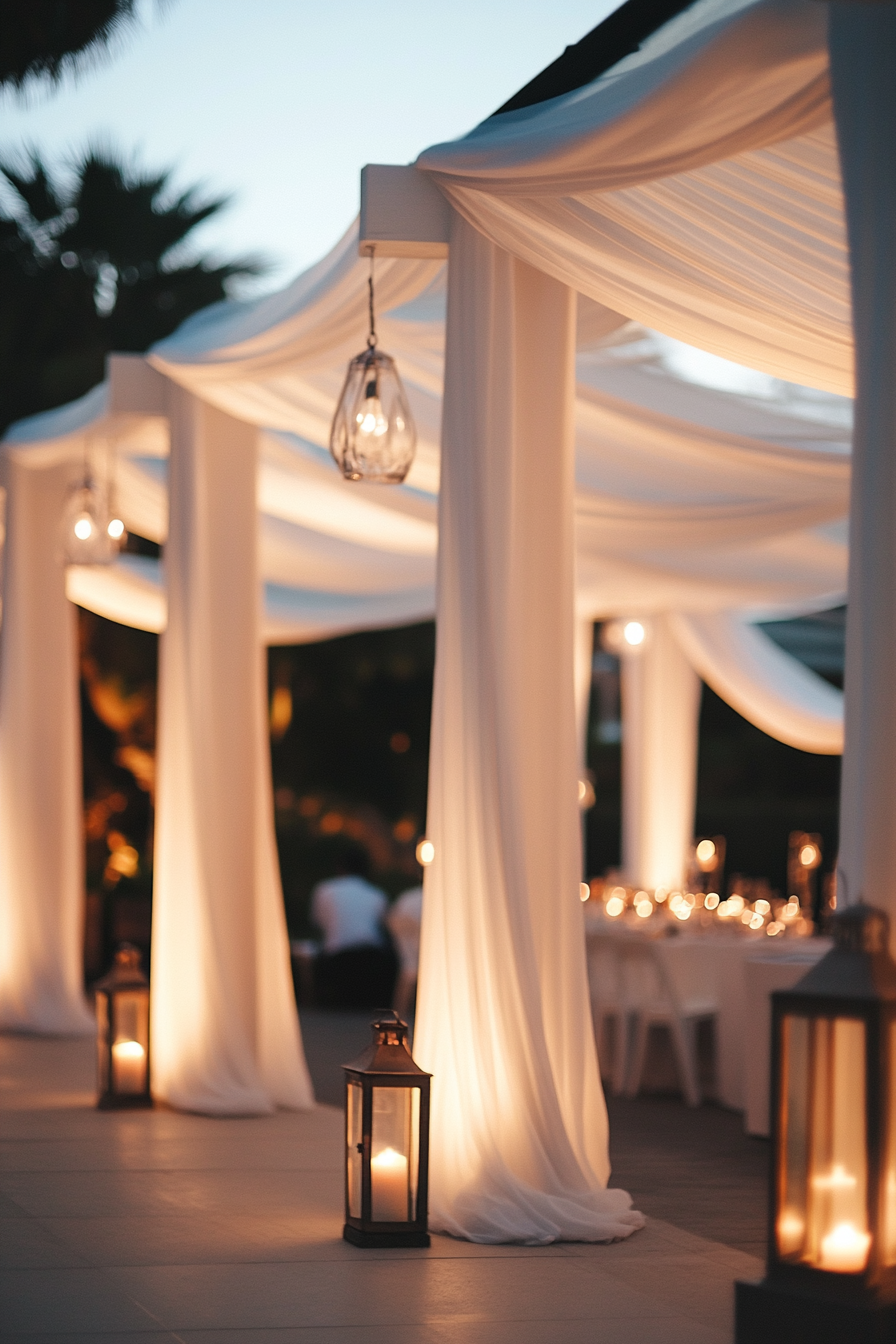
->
[0,0,620,292]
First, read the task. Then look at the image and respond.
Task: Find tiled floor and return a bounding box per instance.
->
[1,1032,762,1343]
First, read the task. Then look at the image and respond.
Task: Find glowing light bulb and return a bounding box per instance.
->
[696,839,716,864]
[579,882,590,902]
[355,379,389,438]
[623,621,645,646]
[704,892,720,910]
[800,844,818,867]
[416,839,435,866]
[107,517,125,540]
[605,895,625,917]
[74,515,94,541]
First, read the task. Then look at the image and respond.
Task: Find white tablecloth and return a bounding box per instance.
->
[584,915,831,1129]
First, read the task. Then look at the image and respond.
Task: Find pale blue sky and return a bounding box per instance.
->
[0,0,619,292]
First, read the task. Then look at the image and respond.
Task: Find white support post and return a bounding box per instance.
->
[150,387,313,1113]
[0,457,93,1033]
[620,616,701,891]
[830,10,896,933]
[413,211,641,1243]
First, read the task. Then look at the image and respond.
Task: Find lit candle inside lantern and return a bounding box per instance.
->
[819,1221,871,1273]
[111,1039,146,1094]
[371,1146,409,1221]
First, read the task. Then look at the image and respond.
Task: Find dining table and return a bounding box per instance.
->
[583,906,831,1134]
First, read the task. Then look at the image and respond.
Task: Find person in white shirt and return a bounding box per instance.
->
[310,846,396,1007]
[386,886,423,1018]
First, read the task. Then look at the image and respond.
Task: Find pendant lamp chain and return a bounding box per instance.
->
[329,247,417,484]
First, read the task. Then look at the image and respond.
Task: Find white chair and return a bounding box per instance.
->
[585,931,630,1095]
[617,939,717,1107]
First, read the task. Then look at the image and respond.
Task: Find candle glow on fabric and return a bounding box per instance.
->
[371,1146,409,1221]
[111,1039,146,1093]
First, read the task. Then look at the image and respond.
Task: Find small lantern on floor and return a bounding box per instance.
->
[736,905,896,1342]
[95,944,152,1110]
[329,249,416,483]
[343,1010,430,1247]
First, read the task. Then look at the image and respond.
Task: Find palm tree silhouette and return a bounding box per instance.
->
[0,1,143,90]
[0,148,263,433]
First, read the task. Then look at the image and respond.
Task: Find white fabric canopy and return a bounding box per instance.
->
[671,610,843,754]
[416,0,846,395]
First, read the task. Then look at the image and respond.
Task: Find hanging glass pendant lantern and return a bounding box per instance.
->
[61,477,113,565]
[61,439,126,565]
[330,251,416,483]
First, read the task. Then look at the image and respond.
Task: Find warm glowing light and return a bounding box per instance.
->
[695,839,716,864]
[782,897,800,921]
[675,904,691,921]
[704,892,720,910]
[623,621,645,646]
[606,895,625,917]
[370,1146,409,1222]
[416,839,435,866]
[611,886,626,899]
[111,1038,146,1093]
[577,778,596,808]
[799,843,819,868]
[107,517,125,540]
[819,1221,871,1273]
[654,888,668,903]
[74,515,94,540]
[766,921,783,936]
[112,1039,145,1061]
[579,882,590,902]
[754,898,771,915]
[777,1208,805,1255]
[270,685,293,740]
[636,899,653,919]
[749,912,765,930]
[684,892,696,908]
[727,894,745,915]
[813,1164,858,1190]
[669,893,683,911]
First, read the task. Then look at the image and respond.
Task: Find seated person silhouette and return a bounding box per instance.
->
[311,844,397,1008]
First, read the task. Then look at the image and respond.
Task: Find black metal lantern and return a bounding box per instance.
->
[95,944,152,1110]
[736,905,896,1342]
[343,1010,431,1247]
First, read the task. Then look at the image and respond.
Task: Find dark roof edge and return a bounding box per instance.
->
[492,0,697,117]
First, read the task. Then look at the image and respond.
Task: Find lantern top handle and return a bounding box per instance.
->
[788,903,896,1002]
[831,902,890,954]
[94,942,149,992]
[343,1009,432,1078]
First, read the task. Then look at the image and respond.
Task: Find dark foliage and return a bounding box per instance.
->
[270,623,436,936]
[0,149,262,433]
[0,0,138,89]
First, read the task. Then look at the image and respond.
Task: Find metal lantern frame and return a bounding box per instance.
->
[343,1010,431,1248]
[736,905,896,1343]
[94,944,153,1111]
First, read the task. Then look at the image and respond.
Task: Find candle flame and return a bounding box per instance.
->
[112,1040,145,1060]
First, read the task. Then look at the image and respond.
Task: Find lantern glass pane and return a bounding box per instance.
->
[96,990,111,1093]
[778,1014,811,1260]
[884,1020,896,1265]
[111,989,149,1094]
[371,1086,416,1222]
[780,1014,870,1272]
[347,1080,363,1219]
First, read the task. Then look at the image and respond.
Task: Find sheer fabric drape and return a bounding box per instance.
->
[151,389,313,1113]
[0,459,93,1034]
[413,213,643,1244]
[829,7,896,925]
[620,616,701,891]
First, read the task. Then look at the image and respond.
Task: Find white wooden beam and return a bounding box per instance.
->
[359,164,450,259]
